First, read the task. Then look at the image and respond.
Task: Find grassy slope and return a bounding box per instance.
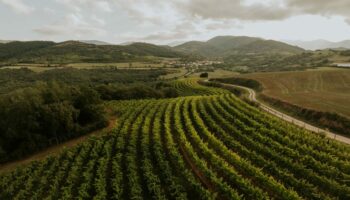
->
[239,68,350,118]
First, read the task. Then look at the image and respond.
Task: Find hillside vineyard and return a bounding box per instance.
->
[1,81,350,199]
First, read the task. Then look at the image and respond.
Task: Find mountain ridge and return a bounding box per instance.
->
[0,40,183,63]
[174,36,304,57]
[79,40,112,45]
[285,39,350,50]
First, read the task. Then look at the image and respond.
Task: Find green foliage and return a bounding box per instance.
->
[199,72,208,78]
[0,41,55,62]
[0,79,349,199]
[198,80,245,97]
[170,79,230,96]
[219,52,331,72]
[0,82,107,163]
[174,36,304,57]
[212,77,263,91]
[0,67,167,94]
[0,41,183,64]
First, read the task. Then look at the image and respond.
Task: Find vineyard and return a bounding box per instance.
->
[1,80,350,199]
[170,78,230,96]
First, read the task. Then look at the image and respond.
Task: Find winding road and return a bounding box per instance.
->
[213,81,350,145]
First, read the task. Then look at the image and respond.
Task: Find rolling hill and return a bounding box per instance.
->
[286,39,350,50]
[0,41,183,63]
[174,36,304,57]
[0,40,12,44]
[79,40,112,45]
[0,36,307,64]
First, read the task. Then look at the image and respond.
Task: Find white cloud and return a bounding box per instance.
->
[1,0,34,14]
[116,21,201,44]
[33,13,106,37]
[91,15,106,26]
[43,7,56,15]
[56,0,112,12]
[2,0,350,42]
[95,1,112,12]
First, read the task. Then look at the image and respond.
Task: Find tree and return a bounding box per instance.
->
[200,72,208,78]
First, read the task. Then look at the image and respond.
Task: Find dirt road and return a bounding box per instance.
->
[216,82,350,145]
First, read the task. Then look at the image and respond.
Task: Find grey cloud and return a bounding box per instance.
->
[287,0,350,14]
[205,20,242,30]
[141,31,190,41]
[145,22,199,41]
[286,0,350,23]
[33,13,106,37]
[118,21,199,43]
[175,0,291,21]
[113,0,173,26]
[1,0,34,14]
[174,0,350,24]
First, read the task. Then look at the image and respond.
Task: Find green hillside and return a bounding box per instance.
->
[0,41,55,61]
[174,36,304,57]
[0,41,183,64]
[237,39,305,54]
[1,80,349,199]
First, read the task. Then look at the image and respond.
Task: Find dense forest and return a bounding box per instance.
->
[0,82,107,162]
[0,68,178,163]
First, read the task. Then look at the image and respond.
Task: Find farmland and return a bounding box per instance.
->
[238,67,350,118]
[1,80,349,199]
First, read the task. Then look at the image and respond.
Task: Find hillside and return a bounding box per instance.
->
[237,40,305,54]
[0,41,183,63]
[239,68,350,118]
[1,79,349,199]
[174,36,304,57]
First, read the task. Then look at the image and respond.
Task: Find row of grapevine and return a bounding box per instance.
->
[0,81,349,199]
[170,78,229,96]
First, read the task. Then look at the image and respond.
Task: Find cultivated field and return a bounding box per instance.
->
[0,61,167,72]
[1,80,349,199]
[239,67,350,118]
[190,69,240,79]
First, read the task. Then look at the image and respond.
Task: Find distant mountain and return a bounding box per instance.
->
[0,40,13,44]
[167,41,186,47]
[119,41,136,46]
[285,39,350,50]
[0,41,184,63]
[174,36,304,57]
[79,40,112,45]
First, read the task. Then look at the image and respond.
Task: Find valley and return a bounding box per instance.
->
[3,1,350,199]
[0,35,349,200]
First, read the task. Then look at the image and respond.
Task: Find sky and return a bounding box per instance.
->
[1,0,350,44]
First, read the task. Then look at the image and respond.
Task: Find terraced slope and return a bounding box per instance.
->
[1,81,350,199]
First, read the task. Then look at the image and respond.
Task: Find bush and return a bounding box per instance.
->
[212,77,263,92]
[200,72,209,78]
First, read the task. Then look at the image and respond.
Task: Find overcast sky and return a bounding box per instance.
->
[1,0,350,44]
